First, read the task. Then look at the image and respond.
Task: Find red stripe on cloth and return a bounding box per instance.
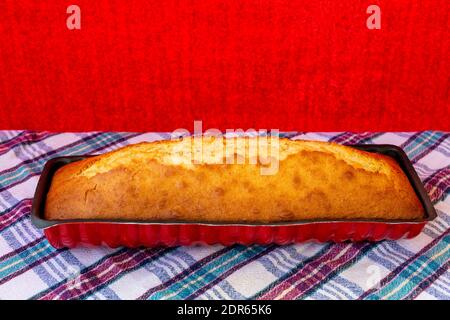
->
[259,243,368,299]
[39,248,167,300]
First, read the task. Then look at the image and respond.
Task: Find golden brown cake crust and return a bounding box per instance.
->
[44,137,424,222]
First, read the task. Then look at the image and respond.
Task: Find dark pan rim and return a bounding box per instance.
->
[31,144,438,229]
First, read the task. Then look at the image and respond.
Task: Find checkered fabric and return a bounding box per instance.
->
[0,131,448,300]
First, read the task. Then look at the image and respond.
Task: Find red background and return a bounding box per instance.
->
[0,0,448,132]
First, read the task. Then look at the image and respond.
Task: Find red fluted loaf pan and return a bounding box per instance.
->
[31,145,437,248]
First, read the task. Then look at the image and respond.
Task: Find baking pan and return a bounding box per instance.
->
[31,144,437,248]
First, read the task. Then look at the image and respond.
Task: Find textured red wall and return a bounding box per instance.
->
[0,0,448,132]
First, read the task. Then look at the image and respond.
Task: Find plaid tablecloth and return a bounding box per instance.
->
[0,131,448,300]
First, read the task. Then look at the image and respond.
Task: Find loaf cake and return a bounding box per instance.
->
[44,137,424,222]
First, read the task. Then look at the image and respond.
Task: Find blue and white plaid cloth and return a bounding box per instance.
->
[0,131,448,300]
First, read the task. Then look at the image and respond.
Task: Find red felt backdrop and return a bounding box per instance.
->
[0,0,448,132]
